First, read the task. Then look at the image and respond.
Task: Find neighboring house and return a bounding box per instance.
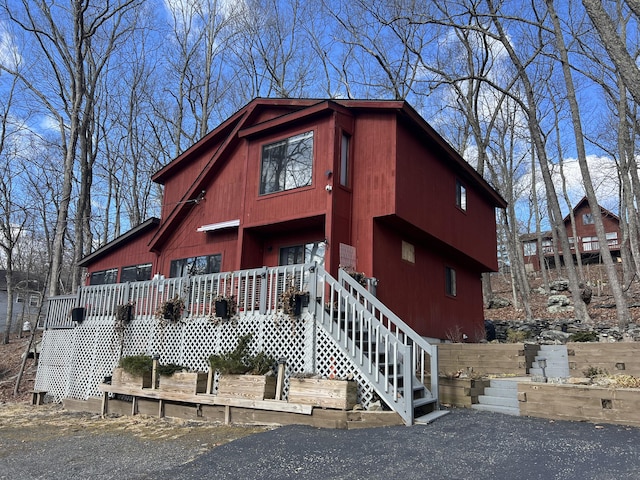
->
[79,98,506,340]
[521,197,622,272]
[0,270,43,334]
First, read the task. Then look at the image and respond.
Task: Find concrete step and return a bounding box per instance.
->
[471,404,520,416]
[487,379,519,390]
[484,387,517,398]
[477,395,519,409]
[539,345,569,352]
[414,409,450,425]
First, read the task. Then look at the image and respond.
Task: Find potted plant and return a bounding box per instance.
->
[113,355,154,388]
[213,294,237,321]
[155,296,185,323]
[116,302,134,325]
[209,334,277,400]
[278,279,309,317]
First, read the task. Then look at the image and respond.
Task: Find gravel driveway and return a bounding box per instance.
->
[1,405,639,480]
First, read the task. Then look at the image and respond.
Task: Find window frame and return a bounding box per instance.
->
[456,180,467,211]
[169,254,222,278]
[582,212,594,225]
[259,130,314,195]
[120,263,152,283]
[339,132,351,188]
[90,268,118,285]
[279,241,326,267]
[445,266,457,297]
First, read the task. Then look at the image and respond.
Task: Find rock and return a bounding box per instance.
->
[488,297,511,309]
[549,279,569,292]
[538,329,572,343]
[548,295,570,307]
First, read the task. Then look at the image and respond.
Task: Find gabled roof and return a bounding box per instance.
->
[78,217,160,268]
[147,97,507,252]
[519,197,620,242]
[562,196,619,224]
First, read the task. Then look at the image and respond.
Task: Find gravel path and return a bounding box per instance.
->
[1,405,639,480]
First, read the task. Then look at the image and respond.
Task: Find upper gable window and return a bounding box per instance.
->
[583,212,594,225]
[456,180,467,211]
[260,131,314,195]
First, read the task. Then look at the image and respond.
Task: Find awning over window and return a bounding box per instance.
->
[196,219,240,232]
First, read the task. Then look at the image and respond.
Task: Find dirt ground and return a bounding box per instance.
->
[484,267,640,325]
[0,336,267,449]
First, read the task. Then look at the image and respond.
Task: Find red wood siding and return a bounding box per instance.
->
[395,122,499,271]
[372,220,484,339]
[81,99,505,339]
[84,230,158,284]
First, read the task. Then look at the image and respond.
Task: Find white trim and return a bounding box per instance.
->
[197,219,240,232]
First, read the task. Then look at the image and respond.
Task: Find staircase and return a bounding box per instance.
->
[312,267,445,425]
[529,345,570,382]
[471,378,523,416]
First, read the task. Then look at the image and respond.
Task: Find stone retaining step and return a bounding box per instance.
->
[477,395,519,409]
[484,387,517,397]
[471,404,520,416]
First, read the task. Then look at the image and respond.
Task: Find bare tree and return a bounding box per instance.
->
[2,0,144,295]
[582,0,640,105]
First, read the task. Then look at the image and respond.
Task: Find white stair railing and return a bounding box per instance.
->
[337,269,439,404]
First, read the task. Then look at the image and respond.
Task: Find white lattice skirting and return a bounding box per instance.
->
[34,311,378,409]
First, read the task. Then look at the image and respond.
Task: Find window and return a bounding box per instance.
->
[523,241,537,256]
[169,254,221,277]
[402,241,415,263]
[90,268,118,285]
[340,133,350,187]
[606,232,618,247]
[120,263,152,283]
[582,236,598,251]
[260,131,313,194]
[445,267,457,297]
[279,241,325,266]
[456,180,467,211]
[583,212,594,225]
[29,294,41,308]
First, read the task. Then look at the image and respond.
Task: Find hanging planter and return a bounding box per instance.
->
[213,295,237,321]
[155,296,185,323]
[115,303,134,325]
[278,277,309,317]
[71,307,85,324]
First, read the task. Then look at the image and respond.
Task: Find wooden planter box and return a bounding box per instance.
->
[438,377,490,408]
[217,374,277,400]
[159,371,208,395]
[111,367,152,389]
[288,378,358,410]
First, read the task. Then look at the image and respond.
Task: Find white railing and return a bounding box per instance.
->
[43,294,78,329]
[41,264,435,424]
[314,267,436,424]
[338,269,438,402]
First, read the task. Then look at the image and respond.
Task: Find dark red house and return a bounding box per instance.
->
[521,197,622,272]
[79,99,506,340]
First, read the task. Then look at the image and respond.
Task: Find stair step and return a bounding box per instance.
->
[484,387,517,398]
[413,396,437,409]
[414,409,450,425]
[471,404,520,416]
[477,395,519,408]
[487,379,519,390]
[539,344,568,351]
